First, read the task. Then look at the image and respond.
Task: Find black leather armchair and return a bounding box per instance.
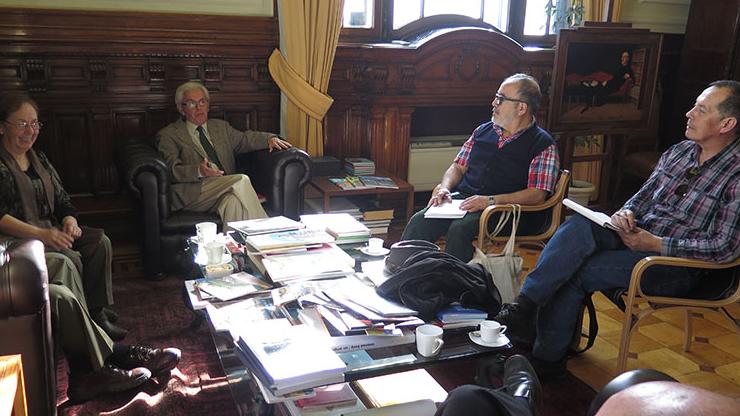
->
[118,137,312,278]
[0,239,56,416]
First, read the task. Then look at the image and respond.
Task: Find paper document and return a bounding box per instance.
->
[424,199,466,219]
[563,198,621,231]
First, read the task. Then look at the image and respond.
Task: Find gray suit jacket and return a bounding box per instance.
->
[156,118,274,211]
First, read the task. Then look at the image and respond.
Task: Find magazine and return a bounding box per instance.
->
[424,199,466,219]
[563,198,622,231]
[245,228,335,251]
[358,176,398,189]
[228,216,304,236]
[195,271,272,302]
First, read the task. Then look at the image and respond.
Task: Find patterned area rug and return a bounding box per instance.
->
[55,275,596,415]
[56,276,239,416]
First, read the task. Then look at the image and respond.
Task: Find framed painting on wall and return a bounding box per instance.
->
[548,24,662,134]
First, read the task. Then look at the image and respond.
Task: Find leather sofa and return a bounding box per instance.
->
[0,239,56,416]
[118,137,312,278]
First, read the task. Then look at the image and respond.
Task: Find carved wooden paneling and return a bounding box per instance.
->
[0,8,280,196]
[328,28,556,178]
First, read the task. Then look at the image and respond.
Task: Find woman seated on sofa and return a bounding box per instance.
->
[0,93,181,402]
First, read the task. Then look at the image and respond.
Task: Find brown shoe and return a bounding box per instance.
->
[67,364,151,402]
[109,345,182,375]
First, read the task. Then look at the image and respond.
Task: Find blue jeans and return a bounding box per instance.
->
[521,215,702,362]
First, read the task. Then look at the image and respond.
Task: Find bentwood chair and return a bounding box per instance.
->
[475,170,570,251]
[613,256,740,372]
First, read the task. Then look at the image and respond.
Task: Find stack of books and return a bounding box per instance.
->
[329,176,398,191]
[343,157,375,175]
[260,243,356,283]
[300,213,371,244]
[304,197,363,220]
[351,198,394,236]
[229,216,304,236]
[244,228,335,253]
[235,319,347,396]
[435,304,488,329]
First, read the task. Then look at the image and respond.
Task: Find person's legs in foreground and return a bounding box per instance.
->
[435,355,541,416]
[49,255,182,402]
[47,242,127,341]
[401,209,482,262]
[495,215,701,378]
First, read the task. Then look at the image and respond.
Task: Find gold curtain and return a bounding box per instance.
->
[584,0,623,22]
[269,0,345,156]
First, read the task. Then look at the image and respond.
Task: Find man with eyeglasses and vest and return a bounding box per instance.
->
[494,80,740,380]
[156,81,292,226]
[401,73,560,262]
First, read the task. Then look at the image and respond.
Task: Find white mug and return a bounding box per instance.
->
[196,222,217,245]
[416,324,444,357]
[205,240,226,265]
[480,320,507,343]
[367,237,384,253]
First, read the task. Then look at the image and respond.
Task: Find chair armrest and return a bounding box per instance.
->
[0,239,48,318]
[628,256,740,302]
[117,137,170,200]
[236,147,312,219]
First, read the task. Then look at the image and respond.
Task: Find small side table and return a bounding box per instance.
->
[309,172,415,221]
[0,354,27,416]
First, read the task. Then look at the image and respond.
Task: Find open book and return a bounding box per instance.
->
[563,198,622,231]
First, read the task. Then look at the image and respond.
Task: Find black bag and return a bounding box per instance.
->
[377,250,502,321]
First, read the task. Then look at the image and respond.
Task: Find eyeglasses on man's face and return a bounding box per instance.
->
[4,120,43,130]
[494,93,527,106]
[674,166,700,197]
[182,98,209,110]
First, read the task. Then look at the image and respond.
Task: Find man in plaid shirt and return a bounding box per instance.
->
[496,80,740,380]
[401,73,560,262]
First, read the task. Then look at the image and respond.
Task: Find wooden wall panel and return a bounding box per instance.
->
[0,8,280,197]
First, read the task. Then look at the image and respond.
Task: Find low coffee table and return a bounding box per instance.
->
[184,241,511,415]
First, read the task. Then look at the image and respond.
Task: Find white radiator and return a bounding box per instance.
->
[407,140,462,192]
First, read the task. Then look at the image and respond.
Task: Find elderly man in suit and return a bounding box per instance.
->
[156,81,292,225]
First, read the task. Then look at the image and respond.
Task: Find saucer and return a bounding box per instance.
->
[194,251,229,266]
[360,246,390,256]
[468,331,510,348]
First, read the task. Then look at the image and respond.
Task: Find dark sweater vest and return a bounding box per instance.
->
[455,121,554,197]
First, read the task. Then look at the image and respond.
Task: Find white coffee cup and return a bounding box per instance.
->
[196,222,217,245]
[480,320,507,343]
[205,241,226,265]
[416,324,444,357]
[367,237,384,253]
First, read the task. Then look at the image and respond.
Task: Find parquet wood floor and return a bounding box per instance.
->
[516,244,740,399]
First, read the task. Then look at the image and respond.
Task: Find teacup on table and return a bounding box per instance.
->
[366,237,384,254]
[479,320,507,343]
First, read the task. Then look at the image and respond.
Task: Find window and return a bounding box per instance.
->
[393,0,508,31]
[343,0,374,29]
[341,0,557,46]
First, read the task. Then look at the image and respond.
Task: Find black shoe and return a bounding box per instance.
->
[109,345,182,375]
[503,355,542,416]
[92,309,128,341]
[494,302,536,346]
[103,307,119,323]
[67,364,150,402]
[531,357,568,381]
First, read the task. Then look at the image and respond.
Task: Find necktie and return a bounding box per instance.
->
[197,126,224,171]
